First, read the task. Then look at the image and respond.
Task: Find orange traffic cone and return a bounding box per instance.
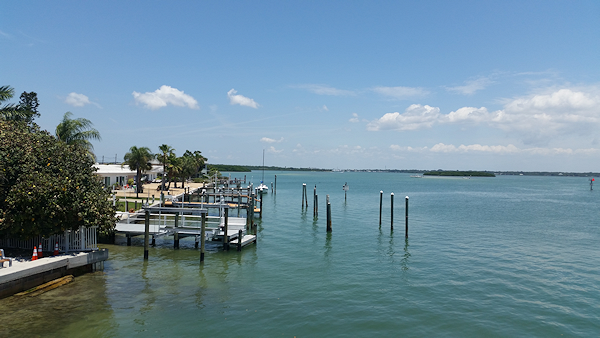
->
[38,243,43,258]
[32,246,38,261]
[54,242,59,256]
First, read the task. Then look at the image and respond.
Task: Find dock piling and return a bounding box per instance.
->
[405,196,409,238]
[391,193,394,230]
[224,208,229,251]
[326,195,332,232]
[237,229,243,251]
[200,213,206,263]
[143,210,149,260]
[174,213,180,249]
[274,175,277,194]
[379,191,383,226]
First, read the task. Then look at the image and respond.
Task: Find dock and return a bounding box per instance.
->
[0,249,108,299]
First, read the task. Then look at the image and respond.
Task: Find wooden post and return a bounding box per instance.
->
[259,195,263,218]
[174,213,180,249]
[405,196,409,238]
[274,175,277,194]
[326,195,332,232]
[126,234,131,246]
[391,193,394,230]
[151,235,155,246]
[237,229,243,251]
[302,183,306,208]
[135,201,137,211]
[313,185,317,216]
[223,208,229,251]
[379,190,383,226]
[200,213,206,263]
[315,194,318,217]
[144,210,150,260]
[126,200,129,212]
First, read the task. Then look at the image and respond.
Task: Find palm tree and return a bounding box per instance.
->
[0,85,18,120]
[123,146,153,198]
[55,112,101,158]
[157,144,175,192]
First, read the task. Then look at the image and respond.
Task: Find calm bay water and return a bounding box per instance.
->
[1,171,599,337]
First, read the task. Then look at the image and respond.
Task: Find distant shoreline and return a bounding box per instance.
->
[209,164,598,177]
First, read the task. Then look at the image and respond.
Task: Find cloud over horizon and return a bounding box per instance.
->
[227,89,259,108]
[132,85,199,110]
[368,87,600,145]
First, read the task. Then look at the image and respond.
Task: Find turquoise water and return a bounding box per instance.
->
[1,171,599,337]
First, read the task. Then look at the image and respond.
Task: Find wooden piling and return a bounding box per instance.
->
[315,194,318,217]
[274,175,277,194]
[313,185,317,216]
[143,210,150,260]
[126,234,131,246]
[151,235,155,246]
[200,213,206,263]
[391,193,394,230]
[405,196,409,238]
[379,190,383,226]
[259,195,263,218]
[223,208,229,251]
[237,229,243,251]
[326,195,332,232]
[174,213,180,249]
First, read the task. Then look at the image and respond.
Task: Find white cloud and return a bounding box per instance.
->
[65,92,91,107]
[446,77,493,95]
[294,84,355,96]
[349,113,359,123]
[132,85,199,110]
[367,104,441,131]
[322,105,329,111]
[227,89,259,108]
[390,145,425,152]
[260,137,284,143]
[430,143,520,153]
[267,146,283,153]
[444,106,493,124]
[372,86,429,99]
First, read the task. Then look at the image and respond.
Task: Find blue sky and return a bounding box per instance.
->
[2,1,599,171]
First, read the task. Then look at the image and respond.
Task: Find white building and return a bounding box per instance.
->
[94,161,163,187]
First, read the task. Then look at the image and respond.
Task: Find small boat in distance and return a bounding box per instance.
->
[257,149,268,194]
[410,175,423,178]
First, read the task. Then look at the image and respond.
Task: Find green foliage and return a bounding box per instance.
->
[123,146,153,197]
[0,86,40,124]
[55,112,101,158]
[0,121,117,239]
[423,171,496,177]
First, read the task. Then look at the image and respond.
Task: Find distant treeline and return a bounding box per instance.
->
[423,171,496,177]
[207,164,330,172]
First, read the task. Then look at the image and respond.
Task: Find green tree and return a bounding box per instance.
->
[0,120,116,239]
[0,86,39,123]
[123,146,153,198]
[55,112,101,157]
[157,144,175,192]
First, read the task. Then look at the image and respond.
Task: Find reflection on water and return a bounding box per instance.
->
[401,238,411,272]
[0,173,599,337]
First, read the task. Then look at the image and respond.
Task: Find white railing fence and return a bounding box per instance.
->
[0,226,98,253]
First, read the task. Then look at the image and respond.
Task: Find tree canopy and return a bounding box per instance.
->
[0,85,40,124]
[123,146,153,197]
[55,112,101,157]
[0,120,116,239]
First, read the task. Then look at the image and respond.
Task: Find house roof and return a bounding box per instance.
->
[94,164,162,175]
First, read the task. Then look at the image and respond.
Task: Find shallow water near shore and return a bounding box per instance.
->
[1,171,599,337]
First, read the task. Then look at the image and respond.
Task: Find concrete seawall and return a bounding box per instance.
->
[0,249,108,299]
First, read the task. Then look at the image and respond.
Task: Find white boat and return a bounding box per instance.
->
[257,183,268,194]
[257,149,268,194]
